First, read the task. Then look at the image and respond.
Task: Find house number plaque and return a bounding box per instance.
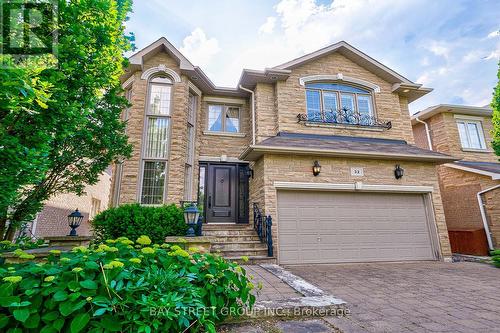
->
[351,167,364,177]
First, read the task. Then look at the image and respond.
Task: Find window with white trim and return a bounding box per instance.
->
[184,93,197,200]
[456,119,486,150]
[207,104,240,132]
[305,82,374,124]
[140,76,172,204]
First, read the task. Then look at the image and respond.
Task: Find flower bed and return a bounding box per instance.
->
[0,236,256,332]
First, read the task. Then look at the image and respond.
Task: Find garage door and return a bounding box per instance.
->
[277,191,437,264]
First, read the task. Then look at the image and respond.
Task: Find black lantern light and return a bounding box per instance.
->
[67,209,84,236]
[312,160,321,176]
[184,203,200,237]
[394,164,404,179]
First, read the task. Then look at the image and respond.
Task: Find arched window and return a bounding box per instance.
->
[140,75,173,205]
[305,82,375,125]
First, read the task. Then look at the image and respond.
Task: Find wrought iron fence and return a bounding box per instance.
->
[297,107,391,129]
[252,203,273,257]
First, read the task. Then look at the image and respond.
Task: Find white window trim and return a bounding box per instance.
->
[455,118,487,150]
[206,104,241,133]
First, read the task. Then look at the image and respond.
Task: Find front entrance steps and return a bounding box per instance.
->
[203,224,276,264]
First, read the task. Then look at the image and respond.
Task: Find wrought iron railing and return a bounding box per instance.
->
[297,107,391,129]
[253,203,273,257]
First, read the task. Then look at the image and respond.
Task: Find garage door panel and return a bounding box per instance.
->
[278,191,436,264]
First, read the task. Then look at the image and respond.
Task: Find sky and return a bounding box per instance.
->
[125,0,500,113]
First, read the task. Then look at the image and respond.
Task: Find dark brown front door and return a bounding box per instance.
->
[206,164,237,223]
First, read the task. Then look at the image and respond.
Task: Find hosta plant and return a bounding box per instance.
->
[0,236,256,332]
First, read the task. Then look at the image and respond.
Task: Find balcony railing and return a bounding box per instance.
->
[297,107,392,129]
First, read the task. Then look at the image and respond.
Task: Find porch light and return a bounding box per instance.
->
[312,161,321,176]
[394,165,404,179]
[184,203,200,237]
[67,209,84,236]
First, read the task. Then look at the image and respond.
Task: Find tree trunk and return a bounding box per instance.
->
[0,216,7,240]
[5,224,16,241]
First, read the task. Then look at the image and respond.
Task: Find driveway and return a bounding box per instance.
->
[286,262,500,333]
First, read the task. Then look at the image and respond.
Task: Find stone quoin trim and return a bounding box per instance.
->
[299,73,381,93]
[140,64,181,82]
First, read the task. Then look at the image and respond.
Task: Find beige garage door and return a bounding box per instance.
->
[277,191,437,264]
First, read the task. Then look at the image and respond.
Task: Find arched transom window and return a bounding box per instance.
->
[305,82,375,125]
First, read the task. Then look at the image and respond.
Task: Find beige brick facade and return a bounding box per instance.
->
[273,53,416,143]
[111,40,452,261]
[259,155,451,259]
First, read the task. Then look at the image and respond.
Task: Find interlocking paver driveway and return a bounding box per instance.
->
[287,262,500,333]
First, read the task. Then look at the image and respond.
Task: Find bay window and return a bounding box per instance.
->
[184,93,197,200]
[140,76,172,204]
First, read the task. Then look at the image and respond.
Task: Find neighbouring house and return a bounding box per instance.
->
[411,105,500,255]
[110,37,456,264]
[28,170,111,238]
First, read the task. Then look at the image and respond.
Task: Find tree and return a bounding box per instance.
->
[0,0,134,239]
[492,61,500,158]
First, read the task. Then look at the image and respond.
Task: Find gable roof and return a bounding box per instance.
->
[124,37,431,101]
[411,104,493,125]
[124,37,246,97]
[274,41,412,84]
[241,41,432,102]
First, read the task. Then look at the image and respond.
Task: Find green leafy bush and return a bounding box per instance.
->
[491,249,500,268]
[92,204,188,244]
[0,236,256,332]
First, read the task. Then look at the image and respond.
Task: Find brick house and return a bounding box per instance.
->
[30,170,111,238]
[411,105,499,255]
[110,37,456,264]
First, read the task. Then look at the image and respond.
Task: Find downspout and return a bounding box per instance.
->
[415,117,433,150]
[239,85,255,145]
[477,184,500,251]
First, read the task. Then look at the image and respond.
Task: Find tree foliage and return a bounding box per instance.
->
[492,61,500,158]
[0,0,134,238]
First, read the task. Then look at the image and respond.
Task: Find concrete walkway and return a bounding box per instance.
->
[287,261,500,332]
[244,265,300,301]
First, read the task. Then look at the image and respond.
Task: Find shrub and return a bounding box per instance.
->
[491,249,500,268]
[92,204,188,244]
[0,236,256,332]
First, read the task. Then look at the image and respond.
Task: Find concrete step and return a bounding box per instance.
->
[212,241,267,251]
[203,229,257,237]
[203,224,254,230]
[216,248,269,257]
[226,256,277,265]
[208,235,262,242]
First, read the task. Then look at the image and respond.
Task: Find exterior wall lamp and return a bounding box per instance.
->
[394,164,404,179]
[312,161,321,176]
[67,209,84,236]
[183,202,200,237]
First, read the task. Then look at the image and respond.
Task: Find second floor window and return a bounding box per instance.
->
[456,119,486,150]
[305,82,374,124]
[140,75,173,205]
[207,104,240,132]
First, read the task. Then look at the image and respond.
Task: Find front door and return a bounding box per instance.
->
[206,164,237,223]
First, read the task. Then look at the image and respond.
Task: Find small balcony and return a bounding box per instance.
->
[297,107,392,130]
